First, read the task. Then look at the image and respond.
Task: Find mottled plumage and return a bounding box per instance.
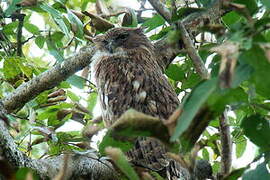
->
[91,27,185,179]
[91,27,179,126]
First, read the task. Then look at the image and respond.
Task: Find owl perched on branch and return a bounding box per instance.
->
[91,27,187,179]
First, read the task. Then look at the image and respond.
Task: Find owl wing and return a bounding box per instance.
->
[94,54,186,179]
[95,55,179,126]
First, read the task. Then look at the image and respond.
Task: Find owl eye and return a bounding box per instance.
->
[116,33,129,41]
[102,40,108,44]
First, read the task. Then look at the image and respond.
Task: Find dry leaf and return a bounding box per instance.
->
[211,42,239,88]
[163,108,182,136]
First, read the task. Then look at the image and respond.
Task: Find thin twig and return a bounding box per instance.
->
[135,8,154,12]
[100,11,127,18]
[22,35,35,45]
[62,36,75,50]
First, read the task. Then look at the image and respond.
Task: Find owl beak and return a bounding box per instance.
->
[105,41,114,53]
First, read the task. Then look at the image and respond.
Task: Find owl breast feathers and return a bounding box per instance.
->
[91,27,179,126]
[91,27,187,179]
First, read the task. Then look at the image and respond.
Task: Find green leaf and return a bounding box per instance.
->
[4,0,22,17]
[50,31,65,48]
[233,0,258,15]
[255,18,270,29]
[142,14,165,32]
[87,92,98,113]
[181,73,201,90]
[2,21,19,34]
[34,91,49,106]
[3,57,22,79]
[16,168,38,180]
[24,23,40,35]
[240,45,270,98]
[208,87,248,113]
[236,138,247,158]
[261,0,270,9]
[212,161,220,174]
[48,139,80,155]
[66,75,85,89]
[37,110,51,121]
[39,3,61,18]
[171,78,217,141]
[67,90,80,102]
[81,0,90,11]
[231,63,254,88]
[224,167,246,180]
[67,9,84,39]
[165,64,185,81]
[242,162,270,180]
[52,2,67,13]
[222,11,242,28]
[48,113,60,126]
[99,131,134,155]
[39,3,71,38]
[198,43,217,62]
[105,147,139,180]
[202,148,210,160]
[241,115,270,150]
[46,40,65,62]
[149,26,172,40]
[18,64,33,78]
[35,36,45,49]
[59,81,71,89]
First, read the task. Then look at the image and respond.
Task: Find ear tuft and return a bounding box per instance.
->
[134,27,145,34]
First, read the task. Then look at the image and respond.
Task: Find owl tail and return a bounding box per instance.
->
[125,137,190,180]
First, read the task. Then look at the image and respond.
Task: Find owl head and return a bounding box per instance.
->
[93,27,153,54]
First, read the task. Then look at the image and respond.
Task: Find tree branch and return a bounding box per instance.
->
[153,0,225,71]
[219,108,232,177]
[0,118,117,179]
[1,46,96,113]
[16,13,25,57]
[177,21,209,79]
[148,0,172,22]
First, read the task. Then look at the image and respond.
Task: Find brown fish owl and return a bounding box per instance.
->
[91,27,179,126]
[91,27,187,179]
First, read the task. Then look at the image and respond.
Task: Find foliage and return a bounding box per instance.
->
[0,0,270,179]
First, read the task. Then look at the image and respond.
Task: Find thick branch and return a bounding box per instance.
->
[0,119,117,179]
[153,0,225,70]
[1,46,96,113]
